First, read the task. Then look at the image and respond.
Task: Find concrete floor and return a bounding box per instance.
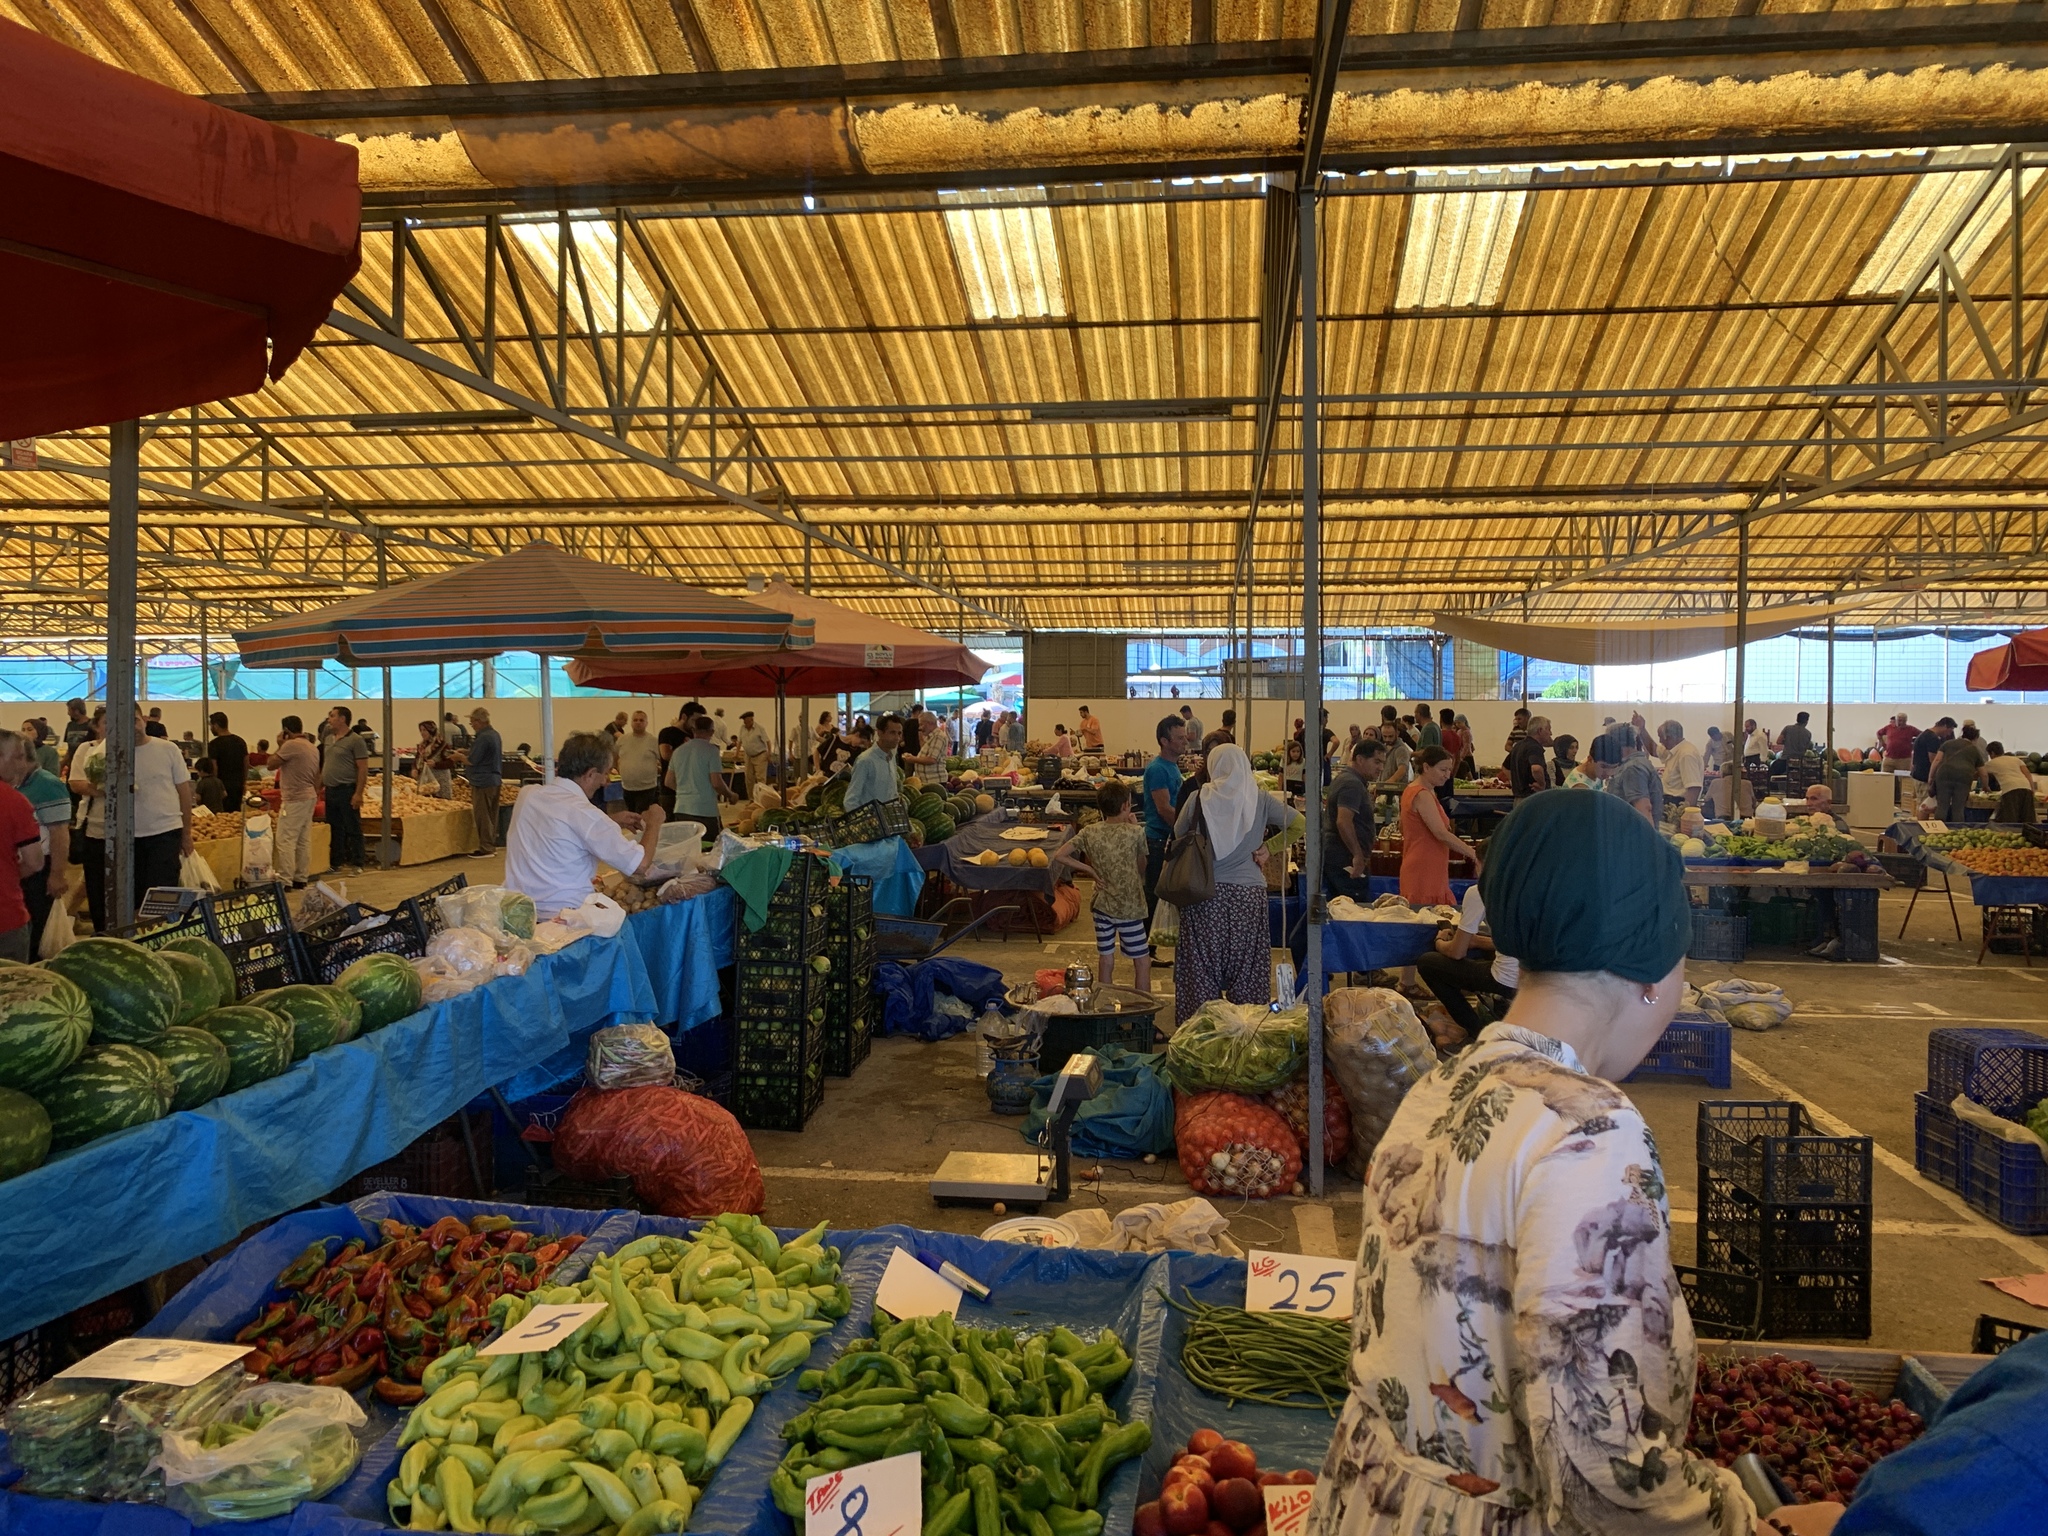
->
[336,852,2048,1356]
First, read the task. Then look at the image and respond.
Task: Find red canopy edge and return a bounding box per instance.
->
[0,21,360,436]
[1964,629,2048,693]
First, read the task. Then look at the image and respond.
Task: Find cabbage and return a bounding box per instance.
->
[1680,837,1707,857]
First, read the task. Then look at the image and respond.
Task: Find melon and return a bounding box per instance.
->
[36,1043,168,1149]
[155,933,237,1008]
[42,938,178,1048]
[333,953,424,1032]
[155,948,223,1025]
[191,1006,294,1091]
[0,1086,51,1180]
[250,985,351,1060]
[0,965,92,1094]
[1027,848,1050,869]
[154,1025,232,1111]
[974,794,995,813]
[1007,849,1029,867]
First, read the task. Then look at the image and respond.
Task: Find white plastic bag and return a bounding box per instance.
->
[152,1382,364,1525]
[1055,1198,1243,1257]
[426,926,497,975]
[1149,897,1179,946]
[37,903,75,960]
[240,812,274,885]
[561,893,626,938]
[1697,977,1792,1032]
[438,885,537,940]
[412,953,486,1003]
[179,851,222,892]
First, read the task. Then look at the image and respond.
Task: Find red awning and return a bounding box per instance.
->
[1964,630,2048,693]
[0,21,360,438]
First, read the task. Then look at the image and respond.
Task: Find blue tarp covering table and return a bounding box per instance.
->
[1321,917,1440,972]
[1887,819,2048,906]
[1,894,734,1335]
[827,834,924,915]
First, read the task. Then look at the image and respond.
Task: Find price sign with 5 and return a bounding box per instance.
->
[479,1302,610,1356]
[1244,1250,1356,1319]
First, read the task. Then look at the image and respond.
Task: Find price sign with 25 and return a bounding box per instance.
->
[1244,1250,1356,1320]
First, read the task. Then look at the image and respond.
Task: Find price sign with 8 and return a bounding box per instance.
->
[1244,1249,1357,1320]
[805,1451,921,1536]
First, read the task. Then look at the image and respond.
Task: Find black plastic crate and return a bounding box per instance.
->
[829,800,911,847]
[1703,1176,1873,1274]
[822,996,874,1078]
[202,881,307,996]
[1676,1266,1762,1341]
[732,1053,826,1132]
[766,854,828,912]
[736,901,828,962]
[1983,905,2048,956]
[402,872,469,940]
[521,1169,640,1212]
[1874,850,1927,889]
[1926,1028,2048,1118]
[1973,1314,2045,1354]
[1689,910,1747,962]
[2,1327,47,1411]
[1743,895,1818,948]
[300,905,427,985]
[736,956,823,1021]
[333,1111,492,1200]
[1036,1008,1162,1074]
[124,902,213,949]
[1698,1101,1873,1208]
[1696,1235,1870,1340]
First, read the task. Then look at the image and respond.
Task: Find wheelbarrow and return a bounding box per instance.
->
[877,896,1018,966]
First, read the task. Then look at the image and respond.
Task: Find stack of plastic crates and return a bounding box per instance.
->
[732,854,829,1131]
[1914,1028,2048,1233]
[1695,1101,1873,1339]
[201,882,306,996]
[821,875,877,1077]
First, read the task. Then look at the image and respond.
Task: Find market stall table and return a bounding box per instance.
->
[1683,863,1896,962]
[361,802,479,865]
[913,813,1075,898]
[1,888,734,1335]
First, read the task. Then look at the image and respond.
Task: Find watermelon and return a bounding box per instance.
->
[157,934,237,1007]
[333,953,424,1032]
[37,1043,169,1149]
[154,1026,231,1111]
[43,938,178,1047]
[251,985,350,1060]
[0,965,92,1093]
[155,948,223,1025]
[192,1006,294,1091]
[0,1086,51,1179]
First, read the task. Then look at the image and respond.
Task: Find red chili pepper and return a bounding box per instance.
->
[532,1244,561,1265]
[233,1301,295,1344]
[423,1216,470,1251]
[354,1262,391,1302]
[402,1352,431,1381]
[501,1231,531,1254]
[313,1354,380,1391]
[419,1272,454,1308]
[402,1291,435,1320]
[352,1327,385,1357]
[373,1377,425,1406]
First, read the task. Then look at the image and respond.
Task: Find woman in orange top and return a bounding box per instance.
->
[1399,746,1479,907]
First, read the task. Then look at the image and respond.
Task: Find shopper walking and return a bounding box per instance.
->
[208,711,248,800]
[463,708,502,856]
[1930,724,1990,823]
[320,705,369,876]
[272,718,318,887]
[1142,714,1187,931]
[66,714,106,933]
[1171,744,1298,1026]
[133,709,194,896]
[736,710,771,795]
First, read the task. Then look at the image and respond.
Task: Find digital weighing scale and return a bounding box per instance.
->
[929,1052,1102,1208]
[133,887,205,926]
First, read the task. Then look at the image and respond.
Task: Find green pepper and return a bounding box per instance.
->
[821,1386,921,1412]
[927,1489,974,1536]
[1020,1335,1048,1383]
[782,1409,818,1442]
[916,1370,954,1396]
[1009,1463,1052,1511]
[1075,1421,1150,1508]
[704,1396,754,1469]
[1045,1327,1087,1358]
[947,1357,990,1412]
[1080,1356,1131,1393]
[770,1468,807,1517]
[926,1391,994,1438]
[515,1480,587,1529]
[675,1358,730,1410]
[946,1436,1007,1467]
[797,1370,826,1393]
[1044,1510,1103,1536]
[437,1456,480,1533]
[660,1325,727,1361]
[758,1330,815,1378]
[877,1317,918,1353]
[920,1418,956,1487]
[826,1351,915,1390]
[1050,1357,1090,1416]
[1000,1423,1075,1506]
[967,1463,1002,1536]
[817,1428,898,1456]
[817,1403,910,1437]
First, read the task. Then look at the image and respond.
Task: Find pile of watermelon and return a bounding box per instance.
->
[908,786,994,844]
[0,935,426,1183]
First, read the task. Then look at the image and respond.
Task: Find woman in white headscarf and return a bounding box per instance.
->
[1170,743,1302,1027]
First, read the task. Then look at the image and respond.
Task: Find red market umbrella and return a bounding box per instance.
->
[1964,629,2048,692]
[0,20,361,438]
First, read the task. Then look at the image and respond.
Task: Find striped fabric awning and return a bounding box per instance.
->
[232,541,814,668]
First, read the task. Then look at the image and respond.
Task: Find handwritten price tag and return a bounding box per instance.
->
[806,1451,921,1536]
[58,1337,253,1387]
[1918,819,1950,834]
[1264,1483,1316,1536]
[480,1302,609,1356]
[874,1248,962,1321]
[1244,1250,1357,1320]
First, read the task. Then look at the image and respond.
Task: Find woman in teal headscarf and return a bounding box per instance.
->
[1310,790,1840,1536]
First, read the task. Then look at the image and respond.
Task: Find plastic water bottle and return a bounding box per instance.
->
[976,999,1007,1078]
[1273,960,1297,1010]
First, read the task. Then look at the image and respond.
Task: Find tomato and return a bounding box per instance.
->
[1161,1482,1211,1536]
[1284,1470,1318,1486]
[1207,1442,1259,1483]
[1168,1464,1216,1499]
[1256,1472,1288,1488]
[1188,1428,1226,1458]
[1134,1502,1168,1536]
[1211,1477,1264,1531]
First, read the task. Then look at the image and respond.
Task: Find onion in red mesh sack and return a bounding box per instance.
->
[1263,1072,1352,1167]
[551,1084,765,1217]
[1175,1090,1303,1199]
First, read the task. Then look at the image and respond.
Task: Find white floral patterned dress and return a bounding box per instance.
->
[1309,1023,1755,1536]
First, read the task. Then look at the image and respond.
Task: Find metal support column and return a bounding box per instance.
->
[540,660,555,782]
[376,539,395,869]
[106,420,139,926]
[1299,186,1328,1198]
[1826,615,1837,753]
[198,603,209,748]
[1733,517,1750,816]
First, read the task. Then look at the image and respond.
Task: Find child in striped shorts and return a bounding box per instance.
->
[1054,779,1152,993]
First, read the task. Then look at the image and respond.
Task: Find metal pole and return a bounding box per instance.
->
[540,658,556,782]
[1826,614,1837,753]
[106,420,138,926]
[381,671,396,868]
[1299,185,1328,1199]
[1733,516,1749,816]
[198,602,209,754]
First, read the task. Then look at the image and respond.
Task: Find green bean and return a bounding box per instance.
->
[1163,1289,1351,1415]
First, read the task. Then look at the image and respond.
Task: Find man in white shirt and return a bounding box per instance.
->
[133,711,195,896]
[736,710,771,798]
[614,709,663,814]
[1657,720,1705,811]
[504,731,665,919]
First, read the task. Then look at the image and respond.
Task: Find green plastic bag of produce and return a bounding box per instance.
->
[155,1382,364,1525]
[1165,999,1307,1094]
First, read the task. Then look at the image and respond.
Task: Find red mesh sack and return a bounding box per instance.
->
[1263,1073,1353,1167]
[1175,1090,1303,1199]
[552,1085,765,1217]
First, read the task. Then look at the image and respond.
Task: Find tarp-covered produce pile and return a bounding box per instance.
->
[386,1218,849,1532]
[234,1213,584,1397]
[770,1314,1148,1533]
